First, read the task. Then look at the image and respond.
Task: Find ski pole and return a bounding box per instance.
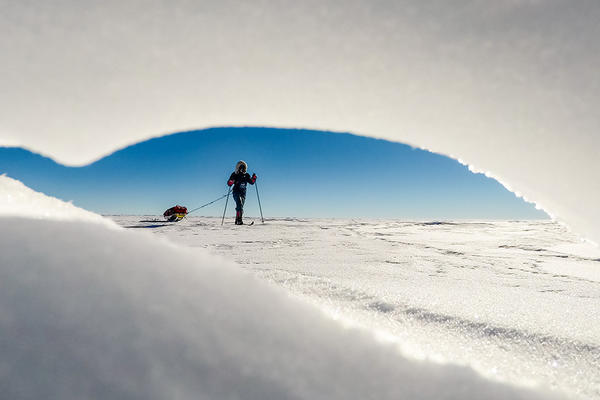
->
[255,181,264,224]
[221,187,231,225]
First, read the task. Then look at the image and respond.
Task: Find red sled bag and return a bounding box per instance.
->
[163,205,188,222]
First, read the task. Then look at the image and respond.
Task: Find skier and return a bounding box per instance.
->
[227,160,257,225]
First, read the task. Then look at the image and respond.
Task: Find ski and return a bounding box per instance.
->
[229,221,254,226]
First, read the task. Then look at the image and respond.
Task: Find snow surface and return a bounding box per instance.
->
[0,1,599,244]
[0,175,559,399]
[114,215,600,400]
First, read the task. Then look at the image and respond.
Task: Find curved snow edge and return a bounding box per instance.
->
[0,174,116,228]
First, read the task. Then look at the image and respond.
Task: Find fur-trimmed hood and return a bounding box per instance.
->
[235,160,248,174]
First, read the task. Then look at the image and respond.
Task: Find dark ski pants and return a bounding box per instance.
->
[233,190,246,213]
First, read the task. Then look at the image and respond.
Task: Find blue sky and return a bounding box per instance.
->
[0,127,547,219]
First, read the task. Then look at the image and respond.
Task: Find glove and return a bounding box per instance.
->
[227,179,234,187]
[251,173,257,183]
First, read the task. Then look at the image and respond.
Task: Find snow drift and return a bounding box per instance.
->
[0,175,559,399]
[1,1,599,243]
[0,174,113,226]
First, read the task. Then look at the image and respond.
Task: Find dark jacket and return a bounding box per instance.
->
[228,171,255,194]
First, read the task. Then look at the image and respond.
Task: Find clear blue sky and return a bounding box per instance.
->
[0,127,547,219]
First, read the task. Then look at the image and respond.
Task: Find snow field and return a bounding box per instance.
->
[115,215,600,399]
[0,175,560,399]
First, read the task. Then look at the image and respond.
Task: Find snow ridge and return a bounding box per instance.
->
[0,174,114,227]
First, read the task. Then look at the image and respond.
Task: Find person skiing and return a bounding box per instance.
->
[227,160,257,225]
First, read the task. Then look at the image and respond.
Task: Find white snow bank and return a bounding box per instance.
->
[0,175,114,227]
[0,217,559,400]
[1,1,599,244]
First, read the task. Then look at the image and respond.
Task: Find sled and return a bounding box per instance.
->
[163,205,188,222]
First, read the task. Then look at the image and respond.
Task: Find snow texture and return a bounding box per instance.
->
[0,176,558,400]
[118,216,600,400]
[0,1,599,244]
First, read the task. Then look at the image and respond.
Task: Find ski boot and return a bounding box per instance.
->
[235,210,244,225]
